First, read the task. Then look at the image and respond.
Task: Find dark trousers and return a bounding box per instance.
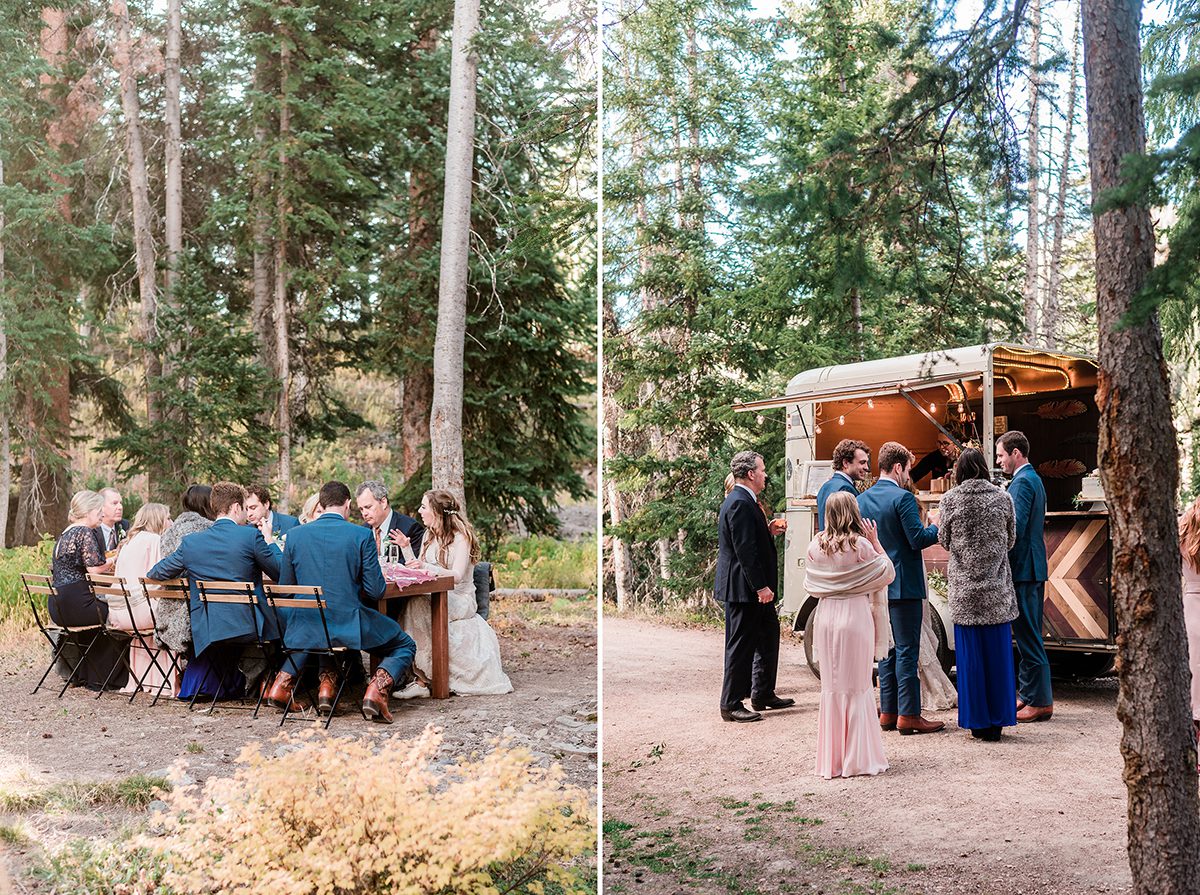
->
[720,600,780,709]
[1013,580,1053,707]
[878,599,924,717]
[285,629,417,685]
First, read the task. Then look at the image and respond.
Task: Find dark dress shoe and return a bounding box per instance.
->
[897,715,945,735]
[1016,703,1053,723]
[970,726,1002,741]
[720,704,762,723]
[751,695,796,711]
[879,712,898,731]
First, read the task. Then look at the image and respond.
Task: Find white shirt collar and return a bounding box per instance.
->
[1013,462,1031,476]
[833,471,854,484]
[376,508,394,532]
[735,483,758,500]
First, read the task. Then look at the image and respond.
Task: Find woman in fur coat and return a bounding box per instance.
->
[937,448,1019,741]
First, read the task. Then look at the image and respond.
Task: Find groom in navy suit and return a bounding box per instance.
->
[816,439,870,531]
[714,450,793,722]
[275,480,416,724]
[997,430,1053,722]
[857,441,944,735]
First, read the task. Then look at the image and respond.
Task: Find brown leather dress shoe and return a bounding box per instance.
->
[317,671,338,716]
[265,671,309,711]
[897,715,945,735]
[362,669,395,724]
[1016,703,1053,723]
[879,712,898,731]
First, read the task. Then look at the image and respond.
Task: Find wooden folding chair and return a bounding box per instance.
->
[139,577,188,706]
[22,574,103,698]
[262,584,355,729]
[190,581,272,715]
[86,574,177,704]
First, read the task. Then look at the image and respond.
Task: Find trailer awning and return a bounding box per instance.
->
[733,371,980,413]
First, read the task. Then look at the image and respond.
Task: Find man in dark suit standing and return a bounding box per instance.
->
[93,488,130,558]
[275,481,416,724]
[816,439,870,531]
[146,482,285,700]
[715,450,793,723]
[857,441,943,735]
[244,485,299,537]
[997,430,1052,722]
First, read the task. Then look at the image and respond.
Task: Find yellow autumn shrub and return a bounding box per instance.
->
[138,725,595,895]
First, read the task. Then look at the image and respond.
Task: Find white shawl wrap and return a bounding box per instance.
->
[804,550,895,661]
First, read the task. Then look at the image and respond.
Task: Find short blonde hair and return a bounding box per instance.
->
[68,490,104,523]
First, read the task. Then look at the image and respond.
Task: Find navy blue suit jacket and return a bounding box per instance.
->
[271,512,300,535]
[816,473,859,531]
[93,519,130,557]
[857,479,938,601]
[714,486,777,604]
[275,512,398,650]
[147,518,282,654]
[1007,464,1048,582]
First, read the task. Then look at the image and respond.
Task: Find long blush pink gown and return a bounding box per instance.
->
[809,537,889,779]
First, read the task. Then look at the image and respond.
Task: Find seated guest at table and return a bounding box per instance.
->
[50,490,125,691]
[91,488,130,559]
[155,484,214,657]
[399,490,512,696]
[1179,495,1200,756]
[356,480,424,558]
[111,502,175,695]
[937,448,1018,742]
[275,480,417,723]
[147,482,282,701]
[298,492,323,525]
[244,485,299,537]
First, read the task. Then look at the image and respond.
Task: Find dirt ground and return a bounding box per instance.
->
[0,597,597,889]
[603,616,1130,895]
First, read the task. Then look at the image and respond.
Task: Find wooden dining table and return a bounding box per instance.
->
[377,575,456,699]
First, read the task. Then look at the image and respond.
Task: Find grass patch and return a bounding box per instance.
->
[33,839,168,894]
[905,863,926,872]
[493,535,596,590]
[604,817,743,892]
[0,774,169,814]
[0,822,28,844]
[185,741,205,754]
[500,594,596,628]
[0,540,56,627]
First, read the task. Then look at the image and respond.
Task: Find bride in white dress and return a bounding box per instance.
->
[393,489,513,696]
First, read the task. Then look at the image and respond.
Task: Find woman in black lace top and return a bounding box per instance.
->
[50,490,124,690]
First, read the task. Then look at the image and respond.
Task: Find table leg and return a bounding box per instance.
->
[431,589,450,699]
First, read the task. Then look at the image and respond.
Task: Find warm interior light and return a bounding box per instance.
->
[929,402,936,412]
[867,398,874,409]
[838,415,845,425]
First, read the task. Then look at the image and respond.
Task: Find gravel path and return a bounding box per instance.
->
[602,616,1130,895]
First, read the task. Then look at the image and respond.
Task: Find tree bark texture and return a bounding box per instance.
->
[430,0,479,511]
[602,302,633,611]
[273,31,292,512]
[1024,0,1042,342]
[163,0,181,296]
[1082,0,1200,889]
[1044,7,1081,350]
[112,0,163,456]
[0,157,10,548]
[250,46,276,383]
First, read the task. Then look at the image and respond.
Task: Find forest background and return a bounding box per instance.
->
[602,0,1200,610]
[0,0,597,558]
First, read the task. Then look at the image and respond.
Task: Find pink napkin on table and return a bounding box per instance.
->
[381,563,438,586]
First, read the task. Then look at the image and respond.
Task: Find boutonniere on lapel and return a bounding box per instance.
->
[117,527,128,543]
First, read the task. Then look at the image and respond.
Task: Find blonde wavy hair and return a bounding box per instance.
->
[419,490,480,564]
[817,491,865,556]
[128,502,170,539]
[1181,496,1200,573]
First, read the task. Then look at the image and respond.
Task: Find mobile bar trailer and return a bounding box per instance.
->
[734,343,1116,679]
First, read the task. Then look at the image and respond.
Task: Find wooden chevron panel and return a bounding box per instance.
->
[1043,517,1111,642]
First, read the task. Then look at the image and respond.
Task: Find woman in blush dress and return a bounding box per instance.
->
[804,491,895,778]
[111,503,174,695]
[395,489,512,696]
[1179,496,1200,761]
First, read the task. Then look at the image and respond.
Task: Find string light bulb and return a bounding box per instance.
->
[929,402,936,413]
[838,415,845,425]
[815,425,822,434]
[867,398,875,409]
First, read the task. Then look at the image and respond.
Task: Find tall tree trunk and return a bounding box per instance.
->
[1082,0,1200,890]
[430,0,479,511]
[1023,0,1042,342]
[0,156,10,548]
[273,30,291,512]
[603,302,633,611]
[250,46,275,381]
[163,0,181,297]
[27,7,72,543]
[400,27,440,484]
[1045,6,1081,350]
[113,0,162,492]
